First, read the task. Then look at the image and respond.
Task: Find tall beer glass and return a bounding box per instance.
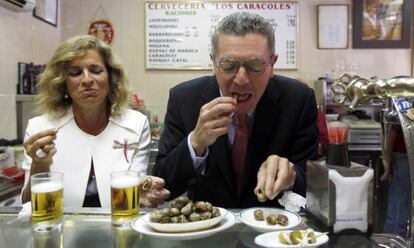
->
[31,172,63,232]
[110,171,139,227]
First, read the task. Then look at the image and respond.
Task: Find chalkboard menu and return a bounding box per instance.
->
[145,1,298,70]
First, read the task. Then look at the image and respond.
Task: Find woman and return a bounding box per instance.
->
[21,35,169,208]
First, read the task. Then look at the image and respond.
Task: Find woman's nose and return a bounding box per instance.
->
[80,69,93,84]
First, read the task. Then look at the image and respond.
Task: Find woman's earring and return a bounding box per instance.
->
[64,91,69,99]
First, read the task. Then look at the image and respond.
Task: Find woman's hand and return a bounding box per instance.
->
[140,176,170,208]
[24,128,58,172]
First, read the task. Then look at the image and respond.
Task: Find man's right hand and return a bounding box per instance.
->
[190,96,236,156]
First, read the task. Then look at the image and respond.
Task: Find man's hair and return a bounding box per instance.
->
[211,12,275,56]
[35,35,131,118]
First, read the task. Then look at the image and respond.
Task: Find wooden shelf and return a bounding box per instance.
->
[16,94,35,102]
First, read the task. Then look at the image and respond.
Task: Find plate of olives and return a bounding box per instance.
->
[239,207,301,233]
[254,229,329,248]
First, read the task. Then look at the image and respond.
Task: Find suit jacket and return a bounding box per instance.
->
[153,75,319,208]
[22,107,150,208]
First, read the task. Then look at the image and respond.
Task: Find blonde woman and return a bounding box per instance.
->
[21,35,169,208]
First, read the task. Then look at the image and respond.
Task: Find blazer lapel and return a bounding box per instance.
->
[240,79,281,194]
[202,78,237,197]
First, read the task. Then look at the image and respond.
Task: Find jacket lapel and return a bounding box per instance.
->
[202,78,237,198]
[240,79,281,194]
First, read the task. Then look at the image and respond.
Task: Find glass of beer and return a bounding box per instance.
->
[110,171,140,227]
[31,172,64,232]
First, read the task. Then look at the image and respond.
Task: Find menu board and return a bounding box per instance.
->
[145,1,297,70]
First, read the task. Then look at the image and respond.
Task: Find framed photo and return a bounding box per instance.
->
[353,0,411,48]
[33,0,58,27]
[318,5,349,49]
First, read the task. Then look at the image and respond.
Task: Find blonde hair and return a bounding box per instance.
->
[35,35,131,118]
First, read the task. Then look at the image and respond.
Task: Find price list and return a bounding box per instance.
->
[146,2,297,70]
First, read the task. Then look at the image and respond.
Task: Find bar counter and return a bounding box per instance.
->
[0,207,379,248]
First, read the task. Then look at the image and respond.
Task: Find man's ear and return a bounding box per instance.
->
[210,54,217,75]
[272,54,278,66]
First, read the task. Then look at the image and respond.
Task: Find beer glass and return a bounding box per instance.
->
[32,227,63,248]
[31,172,64,232]
[110,171,140,227]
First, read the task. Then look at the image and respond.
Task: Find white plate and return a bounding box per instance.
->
[255,230,329,248]
[239,207,301,233]
[132,210,236,241]
[142,207,227,233]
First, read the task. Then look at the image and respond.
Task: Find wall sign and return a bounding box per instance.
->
[145,1,298,70]
[88,20,114,45]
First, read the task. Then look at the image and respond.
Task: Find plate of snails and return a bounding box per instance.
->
[239,207,301,233]
[136,196,229,234]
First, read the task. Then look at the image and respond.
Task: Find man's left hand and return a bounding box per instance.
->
[254,155,296,200]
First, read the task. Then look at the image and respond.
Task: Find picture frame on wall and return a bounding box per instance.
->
[33,0,58,27]
[317,5,349,49]
[353,0,411,48]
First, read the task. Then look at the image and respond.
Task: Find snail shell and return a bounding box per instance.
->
[177,215,188,223]
[257,188,267,202]
[149,211,162,222]
[193,201,207,212]
[276,214,289,226]
[169,207,180,217]
[200,211,212,220]
[142,177,152,190]
[266,215,278,225]
[180,201,193,216]
[254,209,264,221]
[189,212,201,222]
[212,207,221,218]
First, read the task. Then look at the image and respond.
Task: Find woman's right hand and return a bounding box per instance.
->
[24,128,58,172]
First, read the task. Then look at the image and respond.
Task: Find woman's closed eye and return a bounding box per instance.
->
[66,65,105,77]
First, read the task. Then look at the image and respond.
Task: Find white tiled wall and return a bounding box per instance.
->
[0,5,60,140]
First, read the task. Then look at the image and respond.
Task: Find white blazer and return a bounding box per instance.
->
[22,107,150,209]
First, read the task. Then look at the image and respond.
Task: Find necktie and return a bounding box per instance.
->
[231,114,248,190]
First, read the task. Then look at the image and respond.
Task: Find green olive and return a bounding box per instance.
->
[307,231,317,244]
[278,232,290,245]
[289,230,303,245]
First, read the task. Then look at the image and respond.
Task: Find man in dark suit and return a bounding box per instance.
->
[153,12,319,208]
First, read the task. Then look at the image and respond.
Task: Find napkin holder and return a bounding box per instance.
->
[306,160,374,233]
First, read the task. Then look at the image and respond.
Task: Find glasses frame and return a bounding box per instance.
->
[214,56,273,76]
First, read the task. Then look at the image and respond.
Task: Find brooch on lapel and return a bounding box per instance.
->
[112,139,139,163]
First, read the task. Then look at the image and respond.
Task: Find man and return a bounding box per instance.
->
[153,12,318,208]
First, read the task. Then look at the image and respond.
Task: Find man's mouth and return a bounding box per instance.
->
[232,93,251,102]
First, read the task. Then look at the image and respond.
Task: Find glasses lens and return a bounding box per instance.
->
[244,60,267,75]
[217,57,271,76]
[219,61,240,74]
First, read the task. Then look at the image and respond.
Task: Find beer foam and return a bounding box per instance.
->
[111,175,139,189]
[32,181,63,193]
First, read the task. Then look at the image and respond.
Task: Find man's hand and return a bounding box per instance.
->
[140,176,171,208]
[191,97,236,155]
[254,155,296,200]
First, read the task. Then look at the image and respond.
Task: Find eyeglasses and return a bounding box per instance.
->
[214,56,273,76]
